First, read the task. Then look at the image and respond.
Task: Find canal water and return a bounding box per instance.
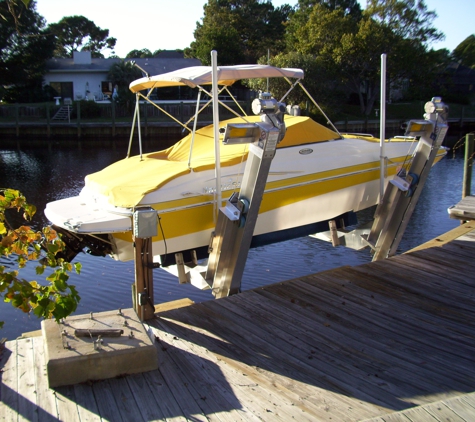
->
[0,135,472,340]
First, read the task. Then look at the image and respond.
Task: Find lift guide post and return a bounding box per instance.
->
[206,93,286,298]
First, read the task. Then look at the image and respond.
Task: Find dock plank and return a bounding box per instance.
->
[54,385,80,422]
[140,369,188,422]
[153,330,265,422]
[32,337,58,422]
[0,339,18,421]
[217,292,424,403]
[107,377,144,422]
[154,311,320,421]
[315,266,475,342]
[445,395,475,420]
[91,380,125,422]
[152,328,228,422]
[254,281,473,402]
[448,195,475,220]
[72,383,102,421]
[125,373,170,422]
[156,297,401,417]
[16,338,37,422]
[422,402,467,421]
[307,267,475,359]
[253,286,443,395]
[1,228,475,421]
[152,316,354,421]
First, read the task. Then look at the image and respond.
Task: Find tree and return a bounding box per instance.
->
[246,51,348,118]
[334,17,398,114]
[365,0,443,45]
[285,0,362,48]
[107,60,143,110]
[354,0,443,114]
[47,15,116,58]
[0,0,32,32]
[187,0,292,65]
[452,35,475,68]
[295,0,362,17]
[125,48,153,58]
[286,0,445,116]
[0,0,55,102]
[1,189,81,330]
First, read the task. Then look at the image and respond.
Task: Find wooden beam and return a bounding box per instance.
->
[133,237,155,320]
[405,221,475,253]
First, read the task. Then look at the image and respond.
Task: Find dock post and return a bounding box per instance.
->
[112,101,116,137]
[46,104,51,138]
[15,103,19,137]
[133,236,155,320]
[329,220,340,246]
[132,208,158,320]
[77,102,81,138]
[462,133,474,199]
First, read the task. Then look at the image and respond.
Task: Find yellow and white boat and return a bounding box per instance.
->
[44,64,447,264]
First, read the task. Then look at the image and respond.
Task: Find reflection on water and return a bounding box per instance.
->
[0,136,471,339]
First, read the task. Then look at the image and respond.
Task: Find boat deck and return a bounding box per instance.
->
[1,223,475,421]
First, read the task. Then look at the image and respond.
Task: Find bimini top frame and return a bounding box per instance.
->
[126,62,341,219]
[127,64,341,156]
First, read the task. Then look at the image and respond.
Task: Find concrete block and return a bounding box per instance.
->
[42,308,158,387]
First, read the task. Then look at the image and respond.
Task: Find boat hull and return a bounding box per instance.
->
[45,128,447,263]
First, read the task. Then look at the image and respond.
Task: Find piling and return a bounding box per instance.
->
[462,132,474,198]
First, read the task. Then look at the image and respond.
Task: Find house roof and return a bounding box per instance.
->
[45,51,201,75]
[129,57,202,77]
[46,57,121,73]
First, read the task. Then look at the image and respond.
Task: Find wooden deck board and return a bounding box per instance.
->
[0,339,18,421]
[253,280,473,401]
[311,266,475,354]
[151,320,285,421]
[152,315,353,421]
[448,195,475,220]
[1,229,475,421]
[32,336,58,422]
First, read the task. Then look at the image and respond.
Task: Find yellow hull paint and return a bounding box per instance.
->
[111,152,433,250]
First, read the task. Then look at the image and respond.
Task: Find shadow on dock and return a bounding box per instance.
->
[1,224,475,421]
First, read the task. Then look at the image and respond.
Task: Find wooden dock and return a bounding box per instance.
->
[1,223,475,421]
[448,195,475,221]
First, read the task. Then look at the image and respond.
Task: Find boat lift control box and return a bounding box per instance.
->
[133,208,158,238]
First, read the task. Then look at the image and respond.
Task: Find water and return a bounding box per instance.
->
[0,137,471,340]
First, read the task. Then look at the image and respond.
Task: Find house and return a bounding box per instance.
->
[43,51,201,102]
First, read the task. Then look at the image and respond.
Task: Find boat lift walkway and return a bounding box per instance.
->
[1,221,475,421]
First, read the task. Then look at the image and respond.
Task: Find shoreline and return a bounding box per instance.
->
[1,118,472,149]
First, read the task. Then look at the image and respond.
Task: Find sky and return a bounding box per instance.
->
[35,0,474,58]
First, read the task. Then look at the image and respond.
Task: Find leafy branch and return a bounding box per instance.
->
[0,0,31,35]
[0,188,81,330]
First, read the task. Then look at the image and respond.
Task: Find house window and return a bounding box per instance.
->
[102,81,113,96]
[50,82,73,100]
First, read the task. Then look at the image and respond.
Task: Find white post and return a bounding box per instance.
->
[379,53,387,202]
[136,94,143,160]
[211,50,222,220]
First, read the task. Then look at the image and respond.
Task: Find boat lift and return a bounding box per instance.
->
[363,97,449,260]
[316,97,449,260]
[205,93,286,297]
[127,54,449,315]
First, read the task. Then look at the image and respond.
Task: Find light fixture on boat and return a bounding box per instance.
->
[424,96,449,121]
[251,92,278,115]
[405,120,433,136]
[221,123,261,145]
